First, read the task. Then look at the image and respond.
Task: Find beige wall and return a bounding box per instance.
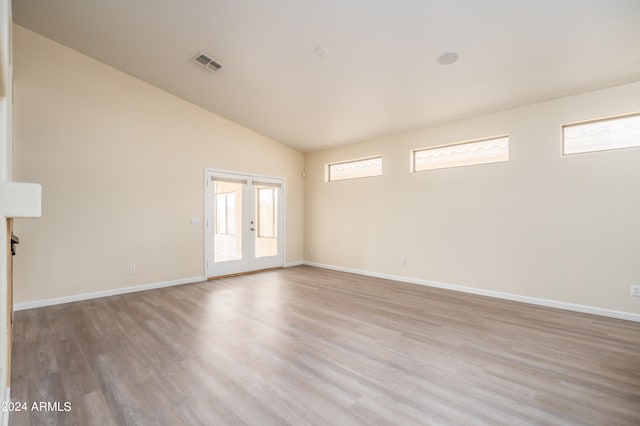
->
[305,81,640,314]
[12,25,304,303]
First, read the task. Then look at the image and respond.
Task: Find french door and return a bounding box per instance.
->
[205,170,284,278]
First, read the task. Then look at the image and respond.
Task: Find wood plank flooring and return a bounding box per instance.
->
[10,266,640,425]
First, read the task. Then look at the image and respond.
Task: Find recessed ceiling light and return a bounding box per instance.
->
[315,46,329,58]
[438,52,459,65]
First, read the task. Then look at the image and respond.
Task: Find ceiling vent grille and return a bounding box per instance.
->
[191,52,223,73]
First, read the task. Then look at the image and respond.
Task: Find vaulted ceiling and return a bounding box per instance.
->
[13,0,640,152]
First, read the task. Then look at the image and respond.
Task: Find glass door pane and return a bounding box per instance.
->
[213,181,243,263]
[254,185,278,258]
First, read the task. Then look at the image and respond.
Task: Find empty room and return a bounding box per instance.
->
[1,0,639,425]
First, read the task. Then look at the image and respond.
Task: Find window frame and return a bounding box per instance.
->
[325,155,383,182]
[562,111,640,156]
[410,134,509,173]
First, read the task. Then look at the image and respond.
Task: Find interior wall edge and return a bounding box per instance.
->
[1,386,8,426]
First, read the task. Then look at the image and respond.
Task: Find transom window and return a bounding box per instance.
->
[326,156,382,182]
[411,135,509,172]
[563,112,640,155]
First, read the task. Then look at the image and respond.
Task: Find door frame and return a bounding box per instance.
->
[203,167,286,278]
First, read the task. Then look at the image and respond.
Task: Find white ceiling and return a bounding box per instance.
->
[12,0,640,152]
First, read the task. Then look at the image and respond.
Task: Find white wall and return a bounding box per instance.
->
[305,81,640,315]
[12,25,304,304]
[0,0,11,413]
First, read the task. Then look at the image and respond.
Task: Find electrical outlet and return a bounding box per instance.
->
[631,285,640,297]
[129,265,137,274]
[401,258,407,267]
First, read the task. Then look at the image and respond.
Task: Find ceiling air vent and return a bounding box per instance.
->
[191,52,223,73]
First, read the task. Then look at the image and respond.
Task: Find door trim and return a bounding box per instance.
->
[203,168,286,279]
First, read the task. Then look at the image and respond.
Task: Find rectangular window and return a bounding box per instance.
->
[563,112,640,155]
[412,135,509,172]
[215,192,236,235]
[326,156,382,182]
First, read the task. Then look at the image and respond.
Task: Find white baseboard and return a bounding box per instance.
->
[13,276,206,311]
[303,261,640,323]
[13,263,304,311]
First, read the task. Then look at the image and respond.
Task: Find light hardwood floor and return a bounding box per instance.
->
[10,266,640,425]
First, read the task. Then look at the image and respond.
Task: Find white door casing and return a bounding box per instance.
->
[204,169,285,278]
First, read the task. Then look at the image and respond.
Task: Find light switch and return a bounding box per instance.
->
[191,217,202,225]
